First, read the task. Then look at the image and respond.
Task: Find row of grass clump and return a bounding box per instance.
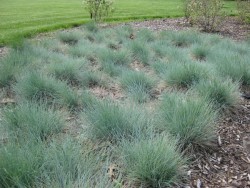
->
[0,22,249,187]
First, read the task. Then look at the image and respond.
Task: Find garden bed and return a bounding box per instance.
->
[117,17,250,41]
[0,22,249,187]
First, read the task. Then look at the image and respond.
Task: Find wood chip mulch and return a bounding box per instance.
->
[186,97,250,188]
[117,17,249,41]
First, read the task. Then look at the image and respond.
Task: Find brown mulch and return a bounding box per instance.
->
[89,84,124,101]
[116,17,249,41]
[186,97,250,188]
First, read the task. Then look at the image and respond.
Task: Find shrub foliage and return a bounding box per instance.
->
[184,0,225,32]
[83,0,114,22]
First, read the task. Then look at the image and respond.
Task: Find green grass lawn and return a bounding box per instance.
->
[0,0,237,45]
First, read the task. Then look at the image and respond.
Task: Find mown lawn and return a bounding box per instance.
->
[0,0,237,45]
[0,23,249,187]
